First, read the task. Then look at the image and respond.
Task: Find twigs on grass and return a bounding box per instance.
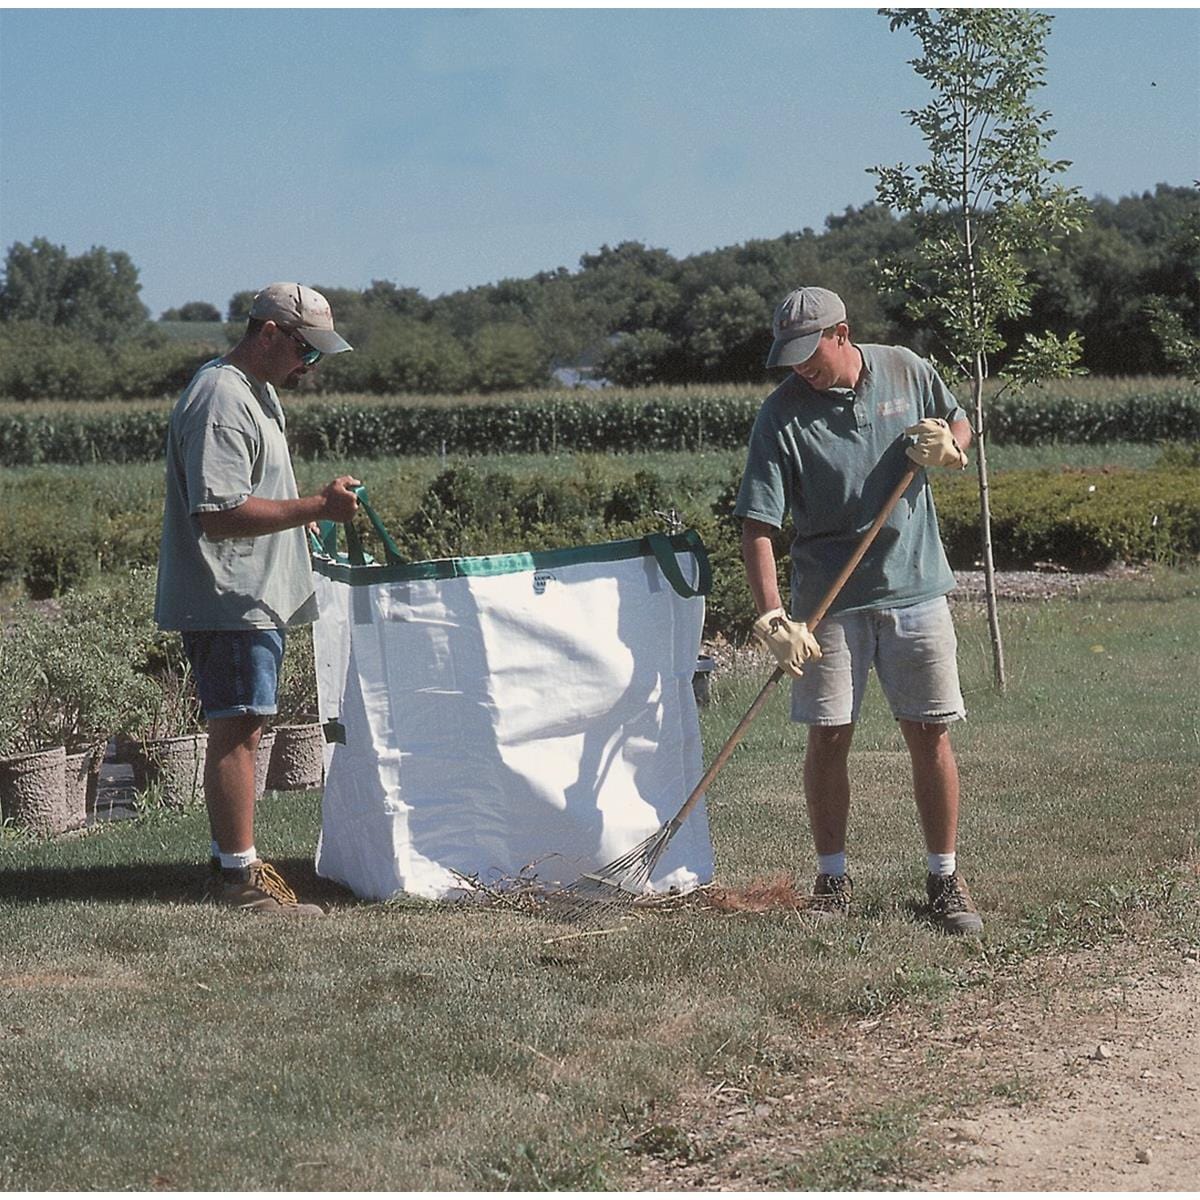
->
[447,867,553,916]
[619,875,814,917]
[449,868,816,921]
[541,926,628,945]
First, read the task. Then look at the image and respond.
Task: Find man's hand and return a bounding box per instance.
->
[905,418,967,469]
[321,476,361,522]
[752,607,822,678]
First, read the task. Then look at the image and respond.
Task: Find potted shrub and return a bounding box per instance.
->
[72,567,208,811]
[37,579,169,820]
[126,665,207,810]
[43,636,116,825]
[266,624,325,791]
[0,617,70,836]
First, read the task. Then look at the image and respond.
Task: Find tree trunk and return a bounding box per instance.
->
[972,356,1007,693]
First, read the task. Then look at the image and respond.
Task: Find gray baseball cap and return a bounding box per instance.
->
[249,282,352,355]
[765,287,846,368]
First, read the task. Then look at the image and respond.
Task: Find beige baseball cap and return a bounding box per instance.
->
[765,286,846,368]
[249,282,352,355]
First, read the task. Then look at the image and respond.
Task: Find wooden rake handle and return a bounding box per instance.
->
[667,462,921,831]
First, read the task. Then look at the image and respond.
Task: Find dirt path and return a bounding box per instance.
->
[623,933,1200,1192]
[930,946,1200,1191]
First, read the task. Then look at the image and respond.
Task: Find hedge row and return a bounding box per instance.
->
[931,466,1200,571]
[1,387,1197,466]
[982,390,1200,445]
[2,461,1197,638]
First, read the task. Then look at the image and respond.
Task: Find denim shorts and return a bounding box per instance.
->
[181,629,285,720]
[790,595,965,727]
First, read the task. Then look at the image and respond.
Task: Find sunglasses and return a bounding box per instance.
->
[283,328,323,367]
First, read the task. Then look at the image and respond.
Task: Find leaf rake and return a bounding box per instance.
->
[546,462,921,927]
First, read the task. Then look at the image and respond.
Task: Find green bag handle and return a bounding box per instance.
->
[647,530,711,599]
[309,485,406,567]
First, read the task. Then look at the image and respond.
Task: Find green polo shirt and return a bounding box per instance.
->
[734,344,965,618]
[154,361,318,631]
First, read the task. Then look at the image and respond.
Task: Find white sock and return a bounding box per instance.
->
[218,846,258,871]
[817,850,847,878]
[210,840,220,860]
[927,851,956,877]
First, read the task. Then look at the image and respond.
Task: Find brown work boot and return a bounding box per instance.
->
[926,871,983,936]
[806,872,853,920]
[209,860,324,917]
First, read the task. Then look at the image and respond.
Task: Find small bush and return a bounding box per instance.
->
[933,465,1200,569]
[603,470,667,525]
[0,582,163,753]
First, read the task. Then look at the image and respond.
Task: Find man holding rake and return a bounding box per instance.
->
[734,286,983,935]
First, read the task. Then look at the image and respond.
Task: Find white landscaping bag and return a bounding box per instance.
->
[309,500,715,902]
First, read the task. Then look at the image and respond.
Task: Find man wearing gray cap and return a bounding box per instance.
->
[155,283,359,916]
[734,286,982,934]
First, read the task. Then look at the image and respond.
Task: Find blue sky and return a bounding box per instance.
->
[1,6,1196,319]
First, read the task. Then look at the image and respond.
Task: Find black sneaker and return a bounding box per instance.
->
[926,871,983,935]
[807,872,853,920]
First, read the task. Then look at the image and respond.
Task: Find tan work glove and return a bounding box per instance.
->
[905,417,967,469]
[752,607,822,678]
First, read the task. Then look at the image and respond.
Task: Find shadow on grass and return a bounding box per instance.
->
[0,856,363,908]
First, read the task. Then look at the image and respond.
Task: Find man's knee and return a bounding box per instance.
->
[899,718,952,740]
[206,713,266,754]
[805,723,855,763]
[899,719,956,764]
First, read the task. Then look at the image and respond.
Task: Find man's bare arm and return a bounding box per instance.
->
[199,475,360,540]
[741,517,783,616]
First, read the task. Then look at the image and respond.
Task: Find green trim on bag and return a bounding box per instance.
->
[312,527,711,599]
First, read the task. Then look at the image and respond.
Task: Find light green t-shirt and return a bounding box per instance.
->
[734,344,965,619]
[154,361,318,631]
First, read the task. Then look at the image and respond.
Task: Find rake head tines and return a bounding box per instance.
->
[544,824,672,927]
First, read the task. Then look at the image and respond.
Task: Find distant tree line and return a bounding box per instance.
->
[0,184,1195,400]
[160,301,222,323]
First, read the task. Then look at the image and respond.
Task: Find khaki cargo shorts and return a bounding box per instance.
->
[790,595,966,726]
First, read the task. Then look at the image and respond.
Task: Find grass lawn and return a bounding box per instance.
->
[1,568,1198,1190]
